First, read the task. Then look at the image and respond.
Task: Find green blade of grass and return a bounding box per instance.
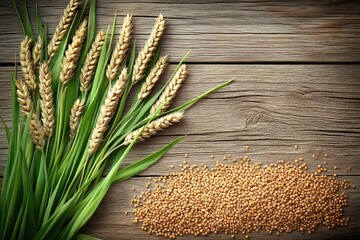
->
[12,0,25,35]
[113,136,184,183]
[35,5,43,35]
[0,116,11,143]
[22,0,35,39]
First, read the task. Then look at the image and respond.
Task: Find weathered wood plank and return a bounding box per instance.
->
[0,0,360,63]
[1,64,360,176]
[82,175,360,239]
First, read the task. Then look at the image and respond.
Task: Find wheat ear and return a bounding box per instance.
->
[39,62,55,137]
[106,15,133,81]
[138,55,168,100]
[29,113,44,149]
[20,36,36,92]
[69,98,85,140]
[132,14,165,84]
[33,35,43,66]
[60,19,88,84]
[123,111,184,145]
[150,64,187,114]
[48,0,80,58]
[15,79,32,116]
[88,68,128,155]
[80,30,105,93]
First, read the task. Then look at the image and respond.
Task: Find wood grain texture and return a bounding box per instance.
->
[1,0,360,239]
[1,65,360,176]
[0,0,360,63]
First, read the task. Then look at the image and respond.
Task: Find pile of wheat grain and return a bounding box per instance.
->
[131,158,350,238]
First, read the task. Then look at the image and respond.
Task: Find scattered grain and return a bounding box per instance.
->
[132,158,350,238]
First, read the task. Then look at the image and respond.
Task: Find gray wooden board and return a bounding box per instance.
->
[1,65,360,176]
[0,0,360,63]
[0,0,360,239]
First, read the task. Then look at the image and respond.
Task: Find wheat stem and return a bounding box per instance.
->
[69,98,85,140]
[15,79,32,116]
[150,64,187,114]
[20,36,36,92]
[123,111,184,145]
[89,68,128,155]
[106,15,133,81]
[48,0,80,58]
[60,19,88,84]
[138,55,168,100]
[132,14,165,84]
[80,30,105,92]
[39,62,55,137]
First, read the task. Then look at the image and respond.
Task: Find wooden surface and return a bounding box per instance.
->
[1,0,360,239]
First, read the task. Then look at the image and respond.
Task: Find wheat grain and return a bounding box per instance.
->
[138,55,168,100]
[33,35,43,66]
[60,19,88,84]
[20,36,36,91]
[132,14,165,84]
[29,113,44,149]
[80,30,105,92]
[48,0,80,58]
[39,62,55,137]
[150,64,187,114]
[15,79,32,116]
[69,98,85,140]
[106,15,133,81]
[88,68,128,155]
[123,111,184,145]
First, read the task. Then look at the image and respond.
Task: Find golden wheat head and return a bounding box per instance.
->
[132,14,165,84]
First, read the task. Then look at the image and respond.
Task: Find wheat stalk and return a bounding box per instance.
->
[132,14,165,84]
[138,55,168,100]
[20,36,36,92]
[80,30,105,92]
[88,68,128,155]
[150,64,187,114]
[15,79,32,116]
[69,98,85,140]
[123,111,184,145]
[33,35,43,66]
[106,15,133,81]
[48,0,80,58]
[29,113,45,149]
[39,62,55,137]
[60,19,88,84]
